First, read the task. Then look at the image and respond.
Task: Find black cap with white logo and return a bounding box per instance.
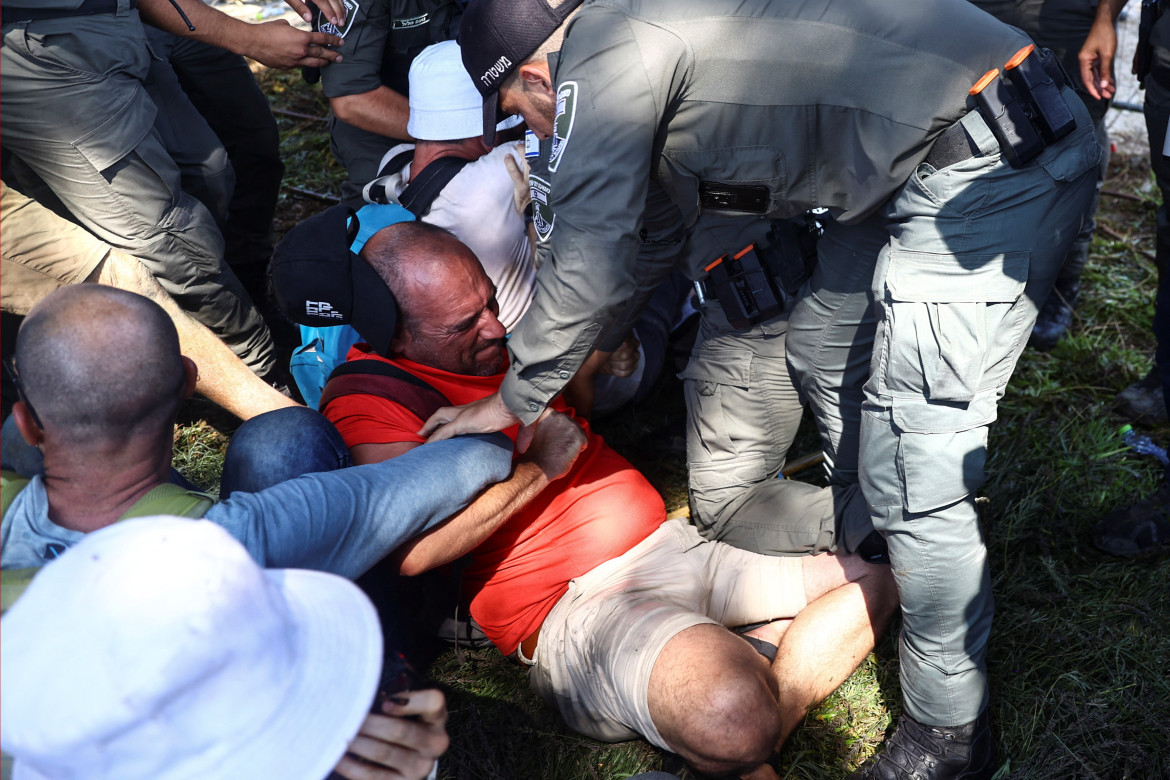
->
[459,0,584,145]
[270,205,399,357]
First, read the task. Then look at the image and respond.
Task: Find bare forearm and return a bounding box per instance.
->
[1080,0,1129,99]
[1097,0,1129,25]
[395,460,549,575]
[330,88,412,142]
[139,0,242,50]
[139,0,343,69]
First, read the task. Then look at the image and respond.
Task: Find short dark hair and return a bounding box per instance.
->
[15,286,185,443]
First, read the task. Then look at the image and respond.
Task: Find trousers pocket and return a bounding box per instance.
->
[883,249,1028,404]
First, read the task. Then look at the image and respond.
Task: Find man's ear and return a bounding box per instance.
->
[518,62,555,99]
[12,402,44,447]
[390,327,411,357]
[181,356,198,398]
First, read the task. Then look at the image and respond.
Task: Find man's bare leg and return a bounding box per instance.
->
[772,555,898,745]
[647,623,783,776]
[94,251,296,421]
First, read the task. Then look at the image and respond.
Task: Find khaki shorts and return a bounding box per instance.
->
[526,519,806,750]
[0,182,107,315]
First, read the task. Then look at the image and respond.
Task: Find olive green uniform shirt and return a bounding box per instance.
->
[502,0,1033,421]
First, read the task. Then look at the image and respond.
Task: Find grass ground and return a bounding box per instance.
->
[174,69,1170,778]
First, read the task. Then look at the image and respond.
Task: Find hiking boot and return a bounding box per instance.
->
[847,711,995,780]
[1116,368,1167,425]
[1028,281,1078,352]
[1092,482,1170,558]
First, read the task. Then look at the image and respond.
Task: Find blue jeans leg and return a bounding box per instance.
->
[219,406,351,498]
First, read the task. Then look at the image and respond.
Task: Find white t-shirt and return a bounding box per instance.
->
[369,143,536,332]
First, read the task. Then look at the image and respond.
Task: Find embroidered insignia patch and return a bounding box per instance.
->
[524,129,540,159]
[318,0,360,38]
[392,12,430,29]
[548,81,577,173]
[529,174,555,242]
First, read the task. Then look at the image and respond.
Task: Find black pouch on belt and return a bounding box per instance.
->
[700,217,819,329]
[703,245,783,330]
[1002,45,1075,145]
[969,45,1075,168]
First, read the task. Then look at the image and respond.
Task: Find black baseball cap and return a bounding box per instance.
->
[459,0,584,145]
[270,205,399,357]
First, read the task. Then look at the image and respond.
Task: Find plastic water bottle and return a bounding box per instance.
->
[1120,424,1170,466]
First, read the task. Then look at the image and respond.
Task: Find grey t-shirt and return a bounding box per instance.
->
[1,435,512,580]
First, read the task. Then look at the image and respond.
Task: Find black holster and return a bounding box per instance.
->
[698,217,819,330]
[971,46,1075,168]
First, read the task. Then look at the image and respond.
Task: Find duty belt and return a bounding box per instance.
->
[2,0,134,26]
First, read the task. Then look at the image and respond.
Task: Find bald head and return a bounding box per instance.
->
[360,222,478,331]
[359,222,506,376]
[15,286,185,442]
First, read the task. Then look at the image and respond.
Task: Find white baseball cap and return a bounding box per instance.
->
[407,40,522,141]
[0,517,383,780]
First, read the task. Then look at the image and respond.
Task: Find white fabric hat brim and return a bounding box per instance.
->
[217,568,384,780]
[408,104,485,142]
[13,568,382,780]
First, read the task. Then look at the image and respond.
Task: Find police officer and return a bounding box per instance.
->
[0,0,343,379]
[424,0,1102,777]
[318,0,463,206]
[970,0,1115,350]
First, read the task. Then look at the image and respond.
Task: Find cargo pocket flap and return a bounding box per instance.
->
[887,250,1028,303]
[71,89,156,172]
[678,346,753,387]
[890,390,999,435]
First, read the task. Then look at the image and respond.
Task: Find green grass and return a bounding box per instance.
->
[172,73,1170,778]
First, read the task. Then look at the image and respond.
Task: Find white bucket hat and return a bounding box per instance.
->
[0,517,383,780]
[407,40,522,141]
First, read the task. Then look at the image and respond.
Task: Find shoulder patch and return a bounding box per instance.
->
[318,0,361,38]
[548,81,578,173]
[529,174,555,242]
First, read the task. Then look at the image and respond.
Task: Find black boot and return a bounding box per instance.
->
[1029,279,1078,352]
[847,710,995,780]
[1116,367,1168,425]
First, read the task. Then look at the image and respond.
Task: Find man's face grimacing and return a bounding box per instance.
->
[391,248,507,377]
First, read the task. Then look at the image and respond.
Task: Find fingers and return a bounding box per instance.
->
[315,0,349,25]
[333,692,449,780]
[306,30,345,48]
[1079,55,1111,101]
[418,406,458,439]
[252,20,343,69]
[503,154,526,186]
[382,688,448,725]
[420,394,521,443]
[282,0,314,23]
[283,0,347,25]
[503,153,532,215]
[515,407,553,454]
[301,31,344,65]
